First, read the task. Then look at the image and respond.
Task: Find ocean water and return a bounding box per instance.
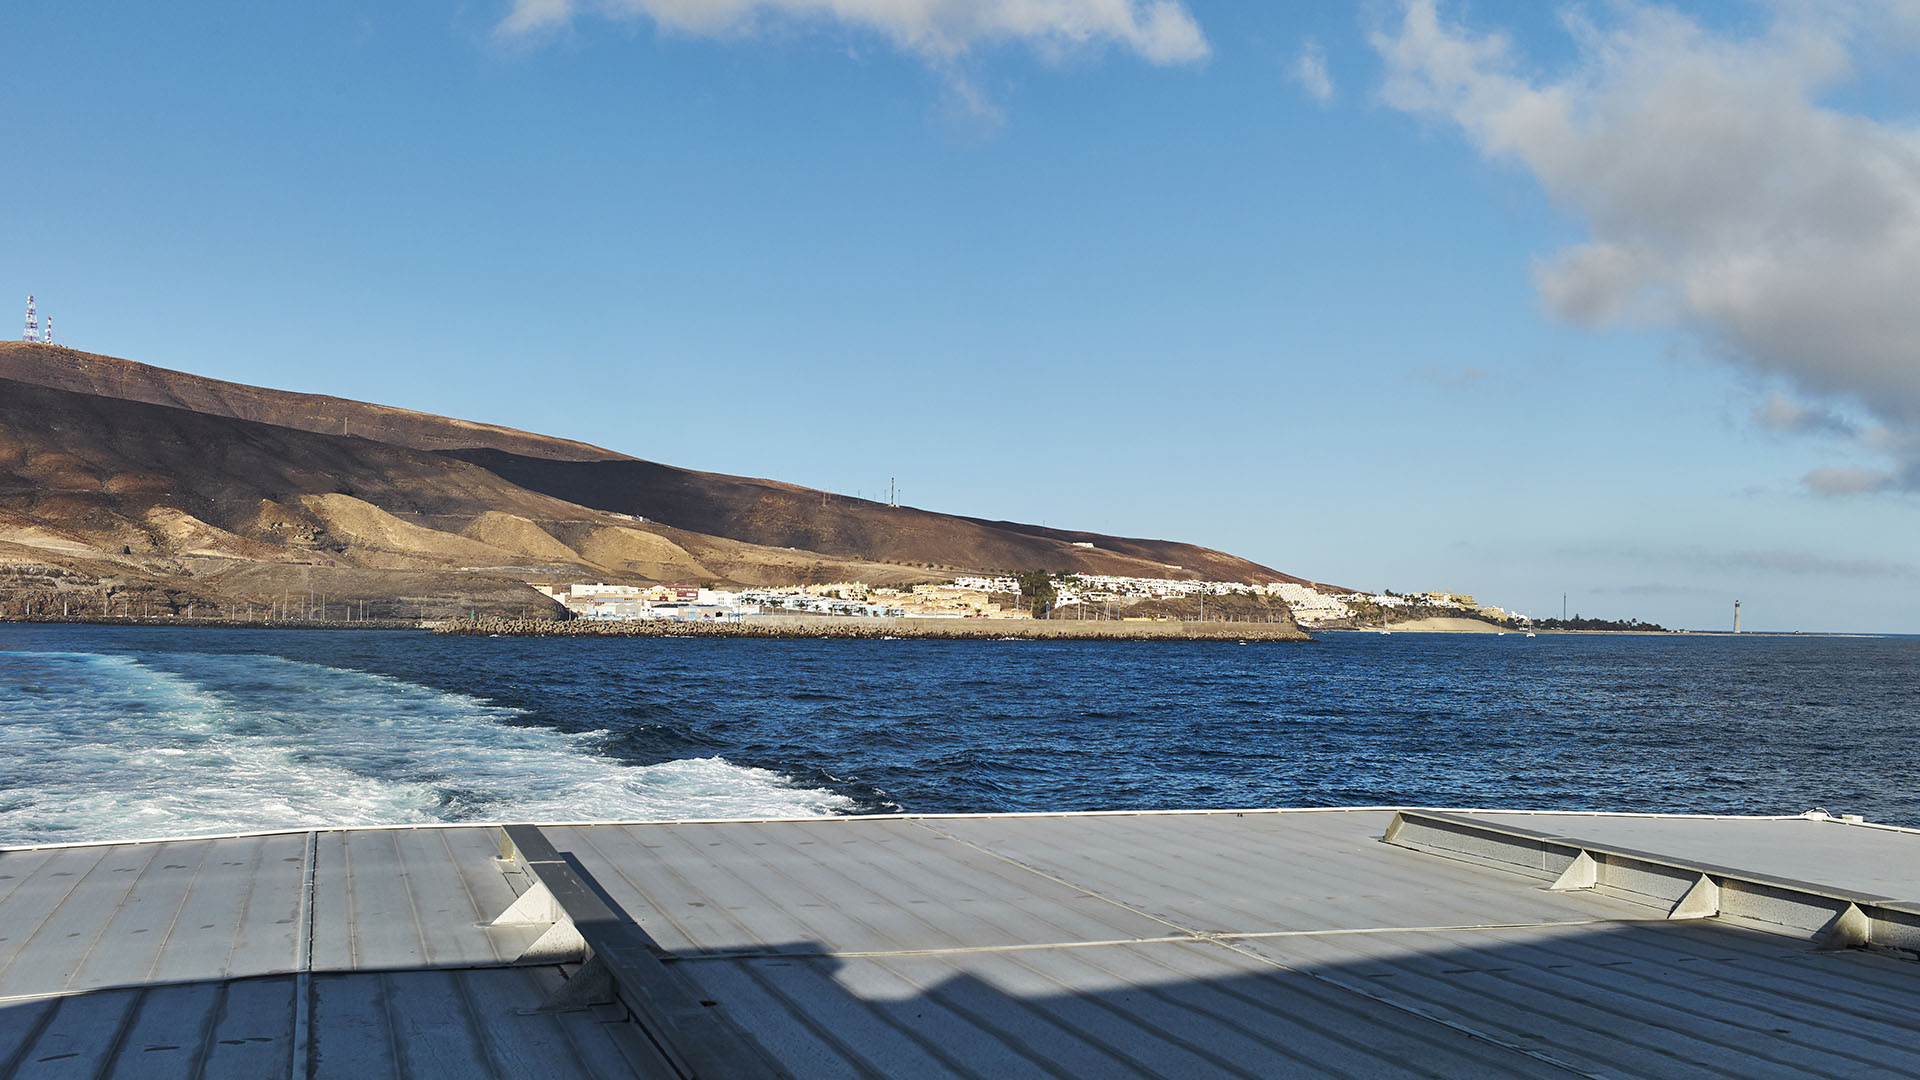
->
[1,625,1915,845]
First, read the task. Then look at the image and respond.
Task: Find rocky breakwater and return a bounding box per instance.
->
[436,614,1310,642]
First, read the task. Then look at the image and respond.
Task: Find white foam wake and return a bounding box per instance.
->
[0,650,852,845]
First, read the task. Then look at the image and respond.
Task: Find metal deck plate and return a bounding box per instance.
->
[2,808,1918,1078]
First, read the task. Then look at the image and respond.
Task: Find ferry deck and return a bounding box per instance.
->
[2,807,1918,1078]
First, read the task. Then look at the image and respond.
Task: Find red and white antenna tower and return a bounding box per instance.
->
[22,296,37,343]
[43,316,53,345]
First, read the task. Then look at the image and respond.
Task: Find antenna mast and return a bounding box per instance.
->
[22,296,37,342]
[42,316,52,346]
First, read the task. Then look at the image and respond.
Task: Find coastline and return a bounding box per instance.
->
[0,616,1876,640]
[0,615,425,632]
[1320,622,1880,639]
[434,613,1312,642]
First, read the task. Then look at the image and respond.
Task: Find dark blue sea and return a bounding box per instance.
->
[1,625,1915,844]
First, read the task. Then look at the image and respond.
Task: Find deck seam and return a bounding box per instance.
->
[215,834,269,978]
[907,817,1609,1079]
[92,984,150,1077]
[993,945,1376,1080]
[0,806,1846,855]
[0,994,61,1079]
[1484,933,1917,1069]
[59,841,167,993]
[0,845,127,990]
[1207,937,1609,1079]
[138,838,215,986]
[291,830,316,1080]
[657,918,1639,962]
[860,952,1162,1080]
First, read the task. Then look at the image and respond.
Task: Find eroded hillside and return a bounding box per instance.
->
[0,341,1312,618]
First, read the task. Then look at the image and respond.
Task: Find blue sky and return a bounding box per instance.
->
[4,1,1917,632]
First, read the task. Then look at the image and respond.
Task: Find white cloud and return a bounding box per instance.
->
[1289,39,1334,103]
[1803,466,1893,495]
[500,0,574,37]
[1720,547,1913,577]
[1569,540,1915,577]
[1373,1,1920,494]
[1754,393,1857,437]
[499,0,1210,65]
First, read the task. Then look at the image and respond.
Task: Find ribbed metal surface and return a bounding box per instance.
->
[1462,811,1920,897]
[0,969,664,1079]
[4,810,1920,1078]
[543,818,1182,956]
[1234,919,1920,1079]
[310,827,542,970]
[304,968,669,1079]
[0,828,663,1079]
[0,833,306,998]
[0,976,294,1079]
[917,810,1659,931]
[677,940,1555,1078]
[555,811,1920,1079]
[542,811,1658,961]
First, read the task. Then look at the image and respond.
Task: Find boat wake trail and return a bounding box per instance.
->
[0,650,852,845]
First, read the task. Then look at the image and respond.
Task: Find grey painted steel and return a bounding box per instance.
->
[5,809,1920,1078]
[550,811,1920,1078]
[1230,920,1920,1080]
[0,969,668,1079]
[495,824,789,1080]
[1463,810,1920,897]
[1385,809,1920,949]
[311,826,545,971]
[0,833,307,1000]
[0,828,670,1079]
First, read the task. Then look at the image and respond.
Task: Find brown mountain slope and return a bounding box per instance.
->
[0,341,1309,587]
[446,449,1306,584]
[0,375,932,597]
[0,342,624,462]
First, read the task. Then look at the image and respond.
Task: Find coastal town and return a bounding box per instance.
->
[529,575,1528,630]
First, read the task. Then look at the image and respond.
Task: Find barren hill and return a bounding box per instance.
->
[0,341,1313,616]
[0,374,930,614]
[447,449,1298,584]
[0,343,623,462]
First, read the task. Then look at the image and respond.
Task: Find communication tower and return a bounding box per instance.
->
[43,316,52,346]
[22,296,37,342]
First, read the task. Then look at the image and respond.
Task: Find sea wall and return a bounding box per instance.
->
[436,613,1310,642]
